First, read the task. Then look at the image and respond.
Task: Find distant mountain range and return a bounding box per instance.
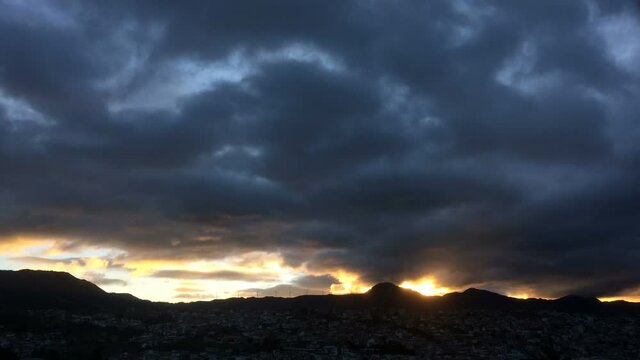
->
[1,269,639,314]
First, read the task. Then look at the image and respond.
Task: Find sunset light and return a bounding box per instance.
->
[400,278,451,296]
[329,270,371,295]
[2,0,640,355]
[506,292,531,300]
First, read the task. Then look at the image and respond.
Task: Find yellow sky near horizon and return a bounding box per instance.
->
[2,235,640,303]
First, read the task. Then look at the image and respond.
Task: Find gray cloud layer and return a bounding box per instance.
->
[1,0,640,297]
[150,270,278,282]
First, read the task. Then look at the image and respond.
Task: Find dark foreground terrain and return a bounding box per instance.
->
[1,270,639,359]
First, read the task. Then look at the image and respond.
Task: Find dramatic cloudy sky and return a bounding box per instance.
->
[1,0,640,302]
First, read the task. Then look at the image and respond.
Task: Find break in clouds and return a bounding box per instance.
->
[1,0,640,298]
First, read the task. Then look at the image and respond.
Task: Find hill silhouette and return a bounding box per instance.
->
[0,269,143,310]
[367,282,418,298]
[365,282,427,307]
[438,288,518,310]
[1,270,638,314]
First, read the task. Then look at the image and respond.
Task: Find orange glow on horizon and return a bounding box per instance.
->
[0,236,56,255]
[330,270,371,294]
[8,237,640,303]
[506,292,531,299]
[400,277,451,296]
[599,296,640,303]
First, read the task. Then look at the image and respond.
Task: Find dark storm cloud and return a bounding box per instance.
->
[11,256,86,266]
[1,0,640,297]
[85,272,128,287]
[292,274,340,290]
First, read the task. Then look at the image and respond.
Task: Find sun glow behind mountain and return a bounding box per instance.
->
[3,236,640,303]
[399,278,451,296]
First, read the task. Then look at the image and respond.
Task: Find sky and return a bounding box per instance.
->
[1,0,640,303]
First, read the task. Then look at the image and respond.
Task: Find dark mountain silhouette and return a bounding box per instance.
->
[366,282,424,306]
[1,269,639,314]
[0,269,143,310]
[438,288,519,310]
[367,282,419,298]
[553,294,602,313]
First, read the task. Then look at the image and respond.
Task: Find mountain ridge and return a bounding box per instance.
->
[1,269,638,314]
[0,269,145,310]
